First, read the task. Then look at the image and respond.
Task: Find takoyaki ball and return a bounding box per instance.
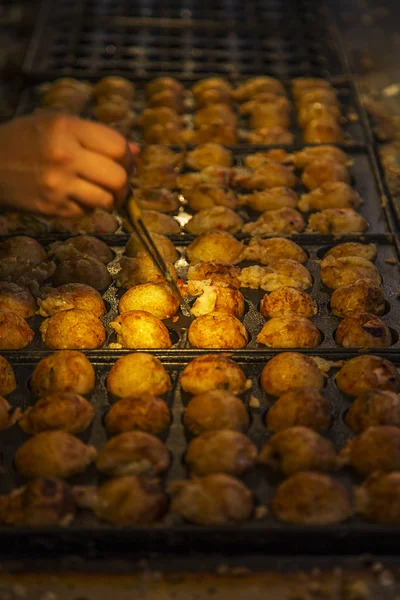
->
[132,164,178,190]
[320,256,380,289]
[180,354,251,396]
[139,145,182,168]
[185,144,233,172]
[241,238,308,265]
[52,254,112,291]
[303,117,344,144]
[142,122,186,145]
[346,390,400,432]
[37,284,105,318]
[249,101,291,131]
[0,257,55,292]
[40,309,106,350]
[107,353,171,398]
[335,312,391,349]
[92,99,135,128]
[330,279,385,317]
[308,208,368,234]
[133,188,180,213]
[140,210,180,235]
[188,312,248,349]
[270,472,352,525]
[191,77,232,96]
[260,287,317,319]
[183,390,249,436]
[119,283,180,320]
[188,122,238,145]
[93,76,135,103]
[186,231,244,265]
[191,285,245,318]
[137,107,182,130]
[261,353,324,396]
[292,77,332,99]
[183,185,237,212]
[244,151,291,170]
[178,165,233,188]
[110,311,172,349]
[96,431,170,477]
[233,76,285,101]
[31,351,95,397]
[0,282,36,318]
[266,387,331,433]
[298,182,362,212]
[244,127,294,145]
[125,232,178,264]
[187,261,241,291]
[339,426,400,476]
[298,104,341,128]
[241,260,312,292]
[185,207,243,235]
[0,236,46,265]
[257,315,321,349]
[258,426,337,475]
[0,311,34,349]
[0,396,20,430]
[237,160,297,190]
[336,355,400,397]
[324,242,377,261]
[0,355,16,396]
[302,159,350,191]
[19,392,94,435]
[355,472,400,525]
[114,254,177,289]
[15,430,97,479]
[292,145,350,169]
[105,394,171,435]
[193,88,232,109]
[49,235,113,265]
[242,208,305,236]
[54,208,118,235]
[238,188,298,212]
[41,87,88,114]
[297,87,339,108]
[147,89,185,113]
[194,104,237,129]
[146,76,184,98]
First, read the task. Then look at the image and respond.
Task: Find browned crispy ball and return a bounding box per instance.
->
[193,104,237,128]
[0,236,46,265]
[148,88,185,112]
[49,235,113,265]
[185,430,257,476]
[125,231,178,264]
[261,353,324,396]
[245,127,294,145]
[241,237,307,265]
[186,231,244,264]
[336,355,400,397]
[238,188,298,213]
[177,166,232,188]
[345,390,400,432]
[107,353,171,398]
[168,474,253,525]
[335,312,391,349]
[73,476,167,525]
[260,287,317,319]
[355,472,400,524]
[53,208,118,236]
[41,87,89,113]
[324,242,377,261]
[303,117,344,145]
[0,311,34,349]
[40,309,106,350]
[0,355,16,396]
[187,261,241,289]
[146,77,184,98]
[115,254,177,288]
[92,98,134,126]
[52,253,112,291]
[96,431,170,477]
[242,207,305,236]
[109,310,172,349]
[320,256,381,290]
[191,286,245,318]
[266,387,331,433]
[0,396,20,430]
[133,164,178,190]
[244,259,312,292]
[131,187,180,213]
[138,210,180,235]
[330,279,385,317]
[183,390,249,436]
[15,431,97,479]
[180,354,251,396]
[19,392,94,435]
[237,161,297,190]
[185,206,243,235]
[0,477,76,527]
[298,182,362,212]
[292,146,349,168]
[233,76,285,101]
[183,184,237,212]
[93,76,135,103]
[139,145,182,167]
[258,426,337,475]
[185,144,233,171]
[31,351,95,397]
[307,208,368,234]
[0,257,55,292]
[188,312,248,349]
[119,283,180,320]
[292,77,332,99]
[257,315,321,349]
[297,87,339,108]
[301,159,350,190]
[339,426,400,476]
[138,107,182,131]
[247,99,291,130]
[270,472,352,525]
[37,283,106,318]
[0,282,36,318]
[105,394,171,436]
[191,77,232,96]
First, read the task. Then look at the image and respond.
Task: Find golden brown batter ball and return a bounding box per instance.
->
[266,387,331,433]
[31,351,95,397]
[169,474,253,525]
[131,187,180,213]
[261,353,324,396]
[119,283,179,320]
[298,182,362,212]
[339,426,400,476]
[37,283,105,318]
[186,231,244,265]
[244,127,294,145]
[92,99,135,132]
[147,89,185,113]
[292,145,350,168]
[0,311,34,349]
[40,309,106,350]
[193,104,237,129]
[93,76,135,103]
[192,77,232,96]
[146,76,184,98]
[0,355,16,396]
[236,161,297,190]
[0,257,55,293]
[41,86,89,114]
[188,121,238,145]
[336,355,400,397]
[183,390,249,436]
[240,260,312,292]
[301,159,350,190]
[238,188,298,212]
[242,208,305,236]
[138,106,182,130]
[52,253,112,291]
[180,354,251,396]
[191,285,245,319]
[260,287,317,319]
[270,472,352,525]
[320,256,380,290]
[346,390,400,432]
[297,103,341,128]
[178,166,232,188]
[188,312,248,349]
[125,231,178,264]
[49,235,114,265]
[54,208,118,235]
[330,279,385,317]
[292,77,332,98]
[335,312,391,349]
[0,282,36,318]
[185,207,243,235]
[303,117,344,144]
[257,315,321,349]
[185,430,257,477]
[132,164,178,190]
[73,476,166,526]
[258,426,337,475]
[185,144,232,171]
[241,237,307,265]
[140,210,180,235]
[192,85,232,109]
[138,145,182,167]
[233,76,285,101]
[96,431,170,477]
[0,236,46,265]
[183,184,238,212]
[323,242,377,261]
[109,310,172,349]
[355,472,400,525]
[0,396,20,430]
[19,392,94,435]
[142,122,186,145]
[296,87,339,108]
[107,353,171,398]
[105,394,171,435]
[15,430,96,479]
[187,261,241,290]
[246,99,291,130]
[115,254,177,289]
[245,148,291,166]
